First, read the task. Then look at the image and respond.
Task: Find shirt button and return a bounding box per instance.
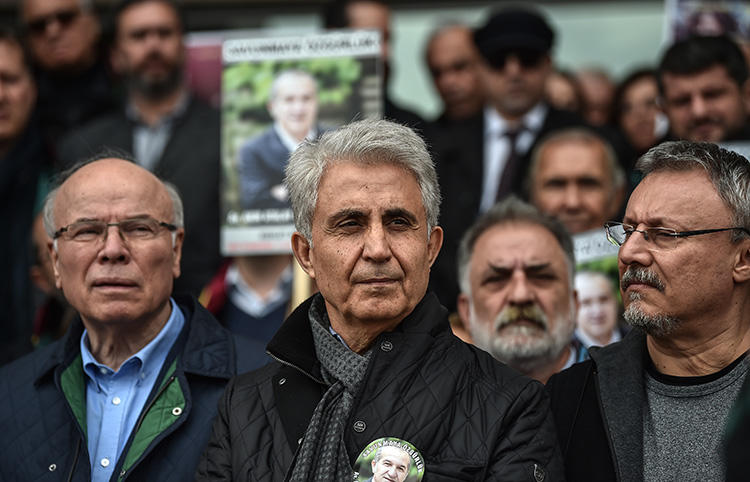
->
[112,396,121,405]
[380,340,393,352]
[353,420,366,432]
[172,407,182,416]
[99,367,108,375]
[100,458,110,468]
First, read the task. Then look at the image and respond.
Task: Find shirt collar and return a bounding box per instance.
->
[225,262,292,318]
[125,91,190,127]
[273,122,317,152]
[484,102,548,135]
[575,327,621,349]
[81,298,185,384]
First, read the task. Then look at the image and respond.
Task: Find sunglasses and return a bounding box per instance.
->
[487,49,545,71]
[25,8,81,36]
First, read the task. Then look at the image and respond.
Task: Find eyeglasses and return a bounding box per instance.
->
[604,221,750,250]
[24,8,81,36]
[487,48,545,71]
[54,218,177,244]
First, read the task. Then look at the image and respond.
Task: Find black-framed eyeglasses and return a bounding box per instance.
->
[488,48,545,71]
[25,8,81,36]
[54,218,177,244]
[604,221,750,250]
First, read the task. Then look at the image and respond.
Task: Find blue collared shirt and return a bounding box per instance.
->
[81,298,185,482]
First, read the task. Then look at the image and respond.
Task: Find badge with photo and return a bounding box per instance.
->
[353,437,425,482]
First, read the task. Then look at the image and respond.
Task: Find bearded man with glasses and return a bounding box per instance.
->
[547,141,750,482]
[0,154,266,481]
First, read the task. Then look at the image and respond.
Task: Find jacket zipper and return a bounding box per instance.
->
[116,375,177,481]
[267,351,325,385]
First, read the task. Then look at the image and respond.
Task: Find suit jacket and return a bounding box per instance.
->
[57,96,222,297]
[238,126,292,210]
[426,106,586,312]
[238,125,328,210]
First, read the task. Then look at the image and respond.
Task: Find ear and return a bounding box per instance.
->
[742,79,750,114]
[291,232,316,279]
[171,228,184,279]
[733,238,750,283]
[457,292,471,330]
[427,226,444,268]
[49,239,62,290]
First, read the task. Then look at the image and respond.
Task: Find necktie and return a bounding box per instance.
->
[496,128,522,201]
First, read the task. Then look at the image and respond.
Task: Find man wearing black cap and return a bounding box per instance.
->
[430,6,586,314]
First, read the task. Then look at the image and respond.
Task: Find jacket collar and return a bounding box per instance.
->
[33,295,235,386]
[266,292,450,381]
[589,328,647,482]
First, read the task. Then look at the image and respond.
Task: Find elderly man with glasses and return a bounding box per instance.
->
[0,155,266,482]
[547,141,750,482]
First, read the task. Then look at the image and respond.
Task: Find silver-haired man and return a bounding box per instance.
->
[548,141,750,481]
[197,119,563,481]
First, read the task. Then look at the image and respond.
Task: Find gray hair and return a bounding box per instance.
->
[457,196,575,294]
[372,445,412,471]
[636,141,750,241]
[527,127,625,196]
[269,69,317,102]
[42,150,184,240]
[285,118,441,242]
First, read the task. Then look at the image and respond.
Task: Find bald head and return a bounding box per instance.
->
[45,156,185,332]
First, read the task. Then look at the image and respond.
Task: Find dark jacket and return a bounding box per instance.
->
[57,96,222,296]
[546,329,650,482]
[196,293,564,481]
[0,296,267,482]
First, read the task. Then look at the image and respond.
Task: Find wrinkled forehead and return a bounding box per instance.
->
[56,159,172,223]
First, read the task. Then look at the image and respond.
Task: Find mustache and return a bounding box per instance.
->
[494,303,548,331]
[621,266,665,292]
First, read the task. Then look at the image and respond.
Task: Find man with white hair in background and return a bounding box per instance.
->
[457,196,583,383]
[238,69,321,209]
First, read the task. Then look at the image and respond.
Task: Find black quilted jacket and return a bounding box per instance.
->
[0,296,268,482]
[196,293,564,481]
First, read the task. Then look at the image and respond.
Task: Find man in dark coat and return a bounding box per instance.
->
[58,0,220,296]
[196,119,563,481]
[547,141,750,481]
[0,156,266,481]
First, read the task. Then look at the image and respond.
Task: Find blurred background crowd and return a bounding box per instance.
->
[2,0,750,366]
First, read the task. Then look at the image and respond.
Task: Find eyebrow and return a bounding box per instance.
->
[383,208,418,223]
[486,262,552,275]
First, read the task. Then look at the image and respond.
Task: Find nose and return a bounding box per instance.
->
[504,55,522,75]
[97,225,130,264]
[617,227,652,269]
[689,94,708,118]
[508,270,534,305]
[362,224,392,262]
[562,184,583,211]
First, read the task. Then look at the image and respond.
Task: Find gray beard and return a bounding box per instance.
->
[623,293,681,337]
[470,304,576,376]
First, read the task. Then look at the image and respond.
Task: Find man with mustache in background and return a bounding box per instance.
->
[456,196,583,383]
[658,35,750,143]
[547,141,750,481]
[58,0,221,297]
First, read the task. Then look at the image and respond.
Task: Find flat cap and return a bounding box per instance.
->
[474,7,555,60]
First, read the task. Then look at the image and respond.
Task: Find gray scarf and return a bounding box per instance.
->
[287,295,372,481]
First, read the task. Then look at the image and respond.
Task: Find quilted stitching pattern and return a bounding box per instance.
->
[197,295,563,481]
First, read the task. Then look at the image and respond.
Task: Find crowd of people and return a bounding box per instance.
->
[1,0,750,481]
